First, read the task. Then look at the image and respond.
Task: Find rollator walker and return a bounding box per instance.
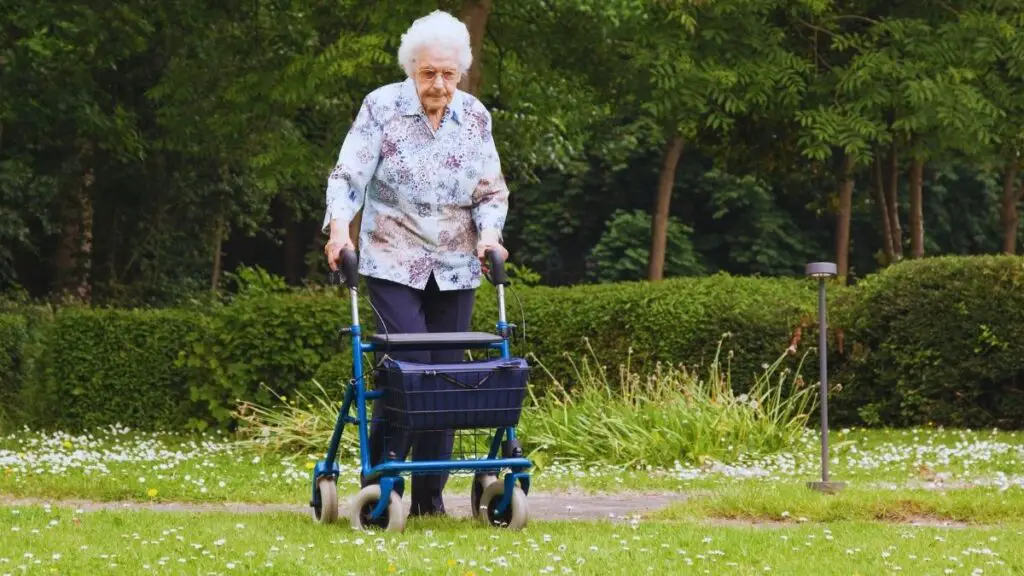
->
[309,248,532,532]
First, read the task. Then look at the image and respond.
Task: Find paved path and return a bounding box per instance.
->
[1,491,690,522]
[0,492,985,528]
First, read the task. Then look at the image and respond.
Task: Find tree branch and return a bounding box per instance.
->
[485,24,505,101]
[833,14,883,26]
[795,17,838,39]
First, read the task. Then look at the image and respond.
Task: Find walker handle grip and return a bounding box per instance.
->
[340,249,359,289]
[329,249,359,289]
[486,249,509,286]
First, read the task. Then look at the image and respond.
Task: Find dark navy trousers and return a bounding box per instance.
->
[364,273,475,516]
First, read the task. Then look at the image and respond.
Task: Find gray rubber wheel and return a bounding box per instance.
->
[477,479,528,529]
[348,484,406,532]
[312,476,338,524]
[470,474,498,518]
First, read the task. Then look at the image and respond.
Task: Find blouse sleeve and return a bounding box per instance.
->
[322,96,383,233]
[471,108,510,239]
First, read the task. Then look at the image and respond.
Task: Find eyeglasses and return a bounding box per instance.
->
[416,67,458,85]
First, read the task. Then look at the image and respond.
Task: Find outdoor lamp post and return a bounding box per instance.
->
[804,262,846,494]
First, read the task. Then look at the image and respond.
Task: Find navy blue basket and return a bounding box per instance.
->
[378,356,530,431]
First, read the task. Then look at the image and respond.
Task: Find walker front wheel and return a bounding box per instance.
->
[312,477,339,524]
[348,484,406,532]
[477,480,528,529]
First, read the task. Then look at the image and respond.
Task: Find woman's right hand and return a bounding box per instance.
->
[324,235,355,271]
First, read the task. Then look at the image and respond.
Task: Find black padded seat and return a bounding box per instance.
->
[368,331,504,349]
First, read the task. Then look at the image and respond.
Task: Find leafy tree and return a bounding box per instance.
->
[1,0,153,300]
[795,3,1002,279]
[585,209,704,283]
[612,0,812,281]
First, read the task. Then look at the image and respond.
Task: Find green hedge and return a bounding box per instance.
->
[17,307,206,430]
[0,313,30,424]
[832,255,1024,428]
[178,292,367,428]
[177,274,819,429]
[471,274,825,387]
[4,255,1023,431]
[1,274,819,431]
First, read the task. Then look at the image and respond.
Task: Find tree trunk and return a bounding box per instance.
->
[835,153,855,282]
[458,0,491,96]
[53,146,95,303]
[648,133,685,282]
[908,157,925,258]
[76,171,94,301]
[1001,157,1021,255]
[873,153,895,264]
[885,141,903,260]
[211,212,225,294]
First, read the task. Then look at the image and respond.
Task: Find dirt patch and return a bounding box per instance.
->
[0,490,690,522]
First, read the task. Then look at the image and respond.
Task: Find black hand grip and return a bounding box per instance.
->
[486,248,508,285]
[341,248,359,289]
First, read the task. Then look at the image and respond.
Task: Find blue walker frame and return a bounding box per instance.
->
[309,248,532,529]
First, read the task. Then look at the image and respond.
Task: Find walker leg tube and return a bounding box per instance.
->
[487,427,506,459]
[369,476,403,520]
[323,384,355,468]
[352,327,371,477]
[496,284,507,325]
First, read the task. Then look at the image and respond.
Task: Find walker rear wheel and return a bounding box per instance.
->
[470,473,498,518]
[348,484,406,532]
[477,480,528,529]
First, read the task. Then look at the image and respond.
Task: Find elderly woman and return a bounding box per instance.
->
[321,10,510,518]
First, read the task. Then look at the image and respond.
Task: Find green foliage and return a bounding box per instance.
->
[473,273,823,391]
[22,307,205,431]
[5,0,1024,300]
[0,160,59,285]
[833,255,1024,428]
[177,289,360,429]
[585,209,705,283]
[693,169,823,276]
[0,314,30,426]
[224,265,292,297]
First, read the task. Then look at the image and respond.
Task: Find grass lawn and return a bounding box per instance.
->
[2,504,1022,575]
[3,425,1024,573]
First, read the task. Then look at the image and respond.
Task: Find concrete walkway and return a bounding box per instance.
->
[1,490,690,522]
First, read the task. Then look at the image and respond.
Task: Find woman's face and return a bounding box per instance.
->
[413,46,461,114]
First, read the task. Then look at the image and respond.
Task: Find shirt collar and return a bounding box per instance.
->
[399,77,464,125]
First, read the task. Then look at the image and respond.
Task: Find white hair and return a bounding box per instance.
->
[397,10,472,76]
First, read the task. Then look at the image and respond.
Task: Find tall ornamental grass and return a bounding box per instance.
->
[234,337,818,468]
[519,338,817,467]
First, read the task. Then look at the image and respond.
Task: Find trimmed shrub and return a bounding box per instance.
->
[832,255,1024,428]
[178,289,368,428]
[0,313,30,425]
[473,273,828,391]
[3,274,833,431]
[25,256,1024,432]
[22,307,205,431]
[179,274,824,430]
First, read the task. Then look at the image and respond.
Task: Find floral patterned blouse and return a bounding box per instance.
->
[322,78,510,291]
